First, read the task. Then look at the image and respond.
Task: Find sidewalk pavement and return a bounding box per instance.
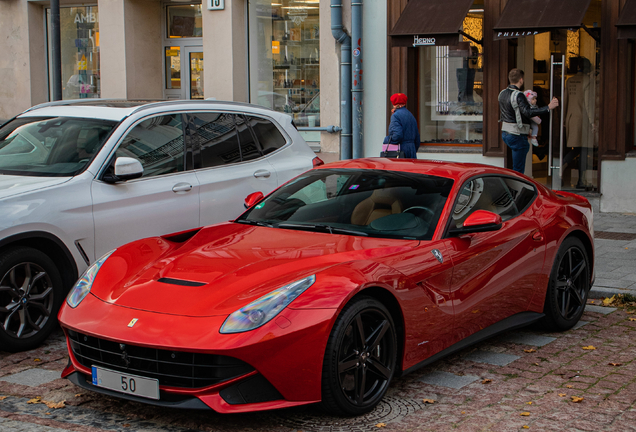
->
[590,211,636,299]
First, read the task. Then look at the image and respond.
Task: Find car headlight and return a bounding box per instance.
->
[220,275,316,334]
[66,250,115,308]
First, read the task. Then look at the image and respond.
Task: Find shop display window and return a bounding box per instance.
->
[46,6,100,100]
[418,6,483,144]
[248,0,320,127]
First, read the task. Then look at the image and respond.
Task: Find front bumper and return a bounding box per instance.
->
[59,294,335,413]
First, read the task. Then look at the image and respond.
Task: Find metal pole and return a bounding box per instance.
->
[351,0,363,159]
[50,0,63,101]
[558,54,565,189]
[331,0,352,160]
[549,55,554,178]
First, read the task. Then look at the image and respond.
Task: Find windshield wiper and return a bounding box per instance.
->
[276,223,368,237]
[235,219,274,228]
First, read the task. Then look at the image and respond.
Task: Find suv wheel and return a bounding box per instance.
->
[0,247,63,352]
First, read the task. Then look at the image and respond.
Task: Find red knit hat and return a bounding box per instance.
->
[390,93,407,105]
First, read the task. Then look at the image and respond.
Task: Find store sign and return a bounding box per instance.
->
[496,30,539,38]
[74,13,97,24]
[413,35,436,46]
[207,0,224,10]
[272,41,280,54]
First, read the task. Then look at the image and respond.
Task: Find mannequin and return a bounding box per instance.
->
[562,58,594,188]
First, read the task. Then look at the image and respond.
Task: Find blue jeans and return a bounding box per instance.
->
[502,132,529,174]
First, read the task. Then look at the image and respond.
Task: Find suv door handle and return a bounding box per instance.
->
[254,170,271,178]
[172,183,193,193]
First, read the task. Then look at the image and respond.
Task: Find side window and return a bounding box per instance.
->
[235,114,262,161]
[187,112,241,169]
[247,116,287,155]
[501,177,537,214]
[451,176,518,229]
[116,114,185,178]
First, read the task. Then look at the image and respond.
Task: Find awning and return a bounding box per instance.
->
[390,0,475,47]
[617,0,636,39]
[493,0,592,40]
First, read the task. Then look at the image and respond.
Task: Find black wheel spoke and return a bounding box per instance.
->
[354,315,366,348]
[16,310,26,338]
[29,287,53,302]
[28,271,47,294]
[367,358,391,380]
[366,320,389,352]
[569,286,584,306]
[561,291,570,316]
[556,279,568,290]
[25,310,42,332]
[338,358,359,374]
[567,249,573,275]
[571,260,586,281]
[356,366,366,404]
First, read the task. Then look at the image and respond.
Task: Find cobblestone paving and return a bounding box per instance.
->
[1,303,635,431]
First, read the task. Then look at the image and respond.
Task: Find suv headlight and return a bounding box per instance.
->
[66,250,115,308]
[220,275,316,334]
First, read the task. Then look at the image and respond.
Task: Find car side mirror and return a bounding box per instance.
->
[113,157,144,182]
[244,191,264,209]
[449,210,503,236]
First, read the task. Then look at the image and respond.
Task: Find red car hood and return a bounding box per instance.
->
[91,223,418,317]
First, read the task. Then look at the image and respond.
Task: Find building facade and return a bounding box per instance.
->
[1,0,636,212]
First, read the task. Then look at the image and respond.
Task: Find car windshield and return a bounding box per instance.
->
[0,116,117,177]
[237,168,454,240]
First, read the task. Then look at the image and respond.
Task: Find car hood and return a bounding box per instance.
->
[0,175,71,199]
[91,223,418,317]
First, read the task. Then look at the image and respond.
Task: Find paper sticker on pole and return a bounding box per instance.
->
[208,0,224,10]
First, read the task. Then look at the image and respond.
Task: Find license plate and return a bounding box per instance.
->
[91,366,159,400]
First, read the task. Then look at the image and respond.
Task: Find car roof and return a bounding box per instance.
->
[18,99,290,122]
[316,158,530,183]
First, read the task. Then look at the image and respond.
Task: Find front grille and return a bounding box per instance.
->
[68,330,254,389]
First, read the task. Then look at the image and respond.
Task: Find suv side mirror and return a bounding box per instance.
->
[113,157,144,181]
[244,191,264,209]
[449,210,503,236]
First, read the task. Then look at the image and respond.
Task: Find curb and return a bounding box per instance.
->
[589,286,636,299]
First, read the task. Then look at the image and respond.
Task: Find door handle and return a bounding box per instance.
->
[253,170,271,178]
[532,230,544,242]
[172,183,193,193]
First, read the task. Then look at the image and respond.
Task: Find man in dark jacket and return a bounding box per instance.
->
[499,69,558,174]
[384,93,420,158]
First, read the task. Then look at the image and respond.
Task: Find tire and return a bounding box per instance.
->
[0,247,64,352]
[321,296,397,416]
[541,237,591,331]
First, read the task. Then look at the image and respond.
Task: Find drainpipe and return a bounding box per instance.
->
[351,0,363,158]
[331,0,352,160]
[50,0,63,101]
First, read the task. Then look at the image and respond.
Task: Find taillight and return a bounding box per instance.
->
[312,157,324,167]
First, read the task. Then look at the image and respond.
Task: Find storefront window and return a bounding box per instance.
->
[47,6,100,99]
[418,6,483,144]
[167,5,203,38]
[248,0,320,127]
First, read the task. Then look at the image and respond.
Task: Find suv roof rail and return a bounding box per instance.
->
[128,99,271,116]
[23,98,126,113]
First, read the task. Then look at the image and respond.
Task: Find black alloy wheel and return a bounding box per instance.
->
[321,297,397,416]
[541,237,590,331]
[0,248,63,352]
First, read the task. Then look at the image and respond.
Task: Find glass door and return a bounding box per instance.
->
[184,47,204,99]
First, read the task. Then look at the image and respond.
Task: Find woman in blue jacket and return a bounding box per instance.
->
[383,93,421,158]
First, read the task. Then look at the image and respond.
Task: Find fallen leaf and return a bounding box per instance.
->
[45,412,51,415]
[74,393,83,398]
[590,300,595,304]
[422,399,436,404]
[34,358,42,362]
[603,295,616,306]
[566,385,574,389]
[472,310,479,314]
[533,363,540,366]
[571,396,584,403]
[123,425,131,428]
[559,393,567,397]
[608,363,622,367]
[626,247,629,250]
[523,426,530,429]
[520,412,530,416]
[524,349,536,353]
[527,401,533,405]
[629,318,636,322]
[0,396,8,401]
[44,400,65,409]
[461,411,466,414]
[482,379,492,384]
[375,423,386,428]
[582,346,596,350]
[27,397,42,404]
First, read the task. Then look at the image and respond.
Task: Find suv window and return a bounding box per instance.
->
[187,112,241,169]
[115,114,185,178]
[235,114,262,162]
[247,116,286,155]
[451,176,524,229]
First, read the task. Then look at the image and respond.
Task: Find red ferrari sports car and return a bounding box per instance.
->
[58,159,594,416]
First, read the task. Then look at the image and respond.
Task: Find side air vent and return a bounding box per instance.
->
[157,277,206,287]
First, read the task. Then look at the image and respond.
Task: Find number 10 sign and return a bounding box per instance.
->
[208,0,224,10]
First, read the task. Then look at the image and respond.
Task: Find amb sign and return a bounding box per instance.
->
[74,13,97,24]
[413,35,436,46]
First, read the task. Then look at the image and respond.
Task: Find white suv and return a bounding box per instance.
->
[0,99,321,352]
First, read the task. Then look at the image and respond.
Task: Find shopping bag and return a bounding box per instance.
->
[380,143,405,158]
